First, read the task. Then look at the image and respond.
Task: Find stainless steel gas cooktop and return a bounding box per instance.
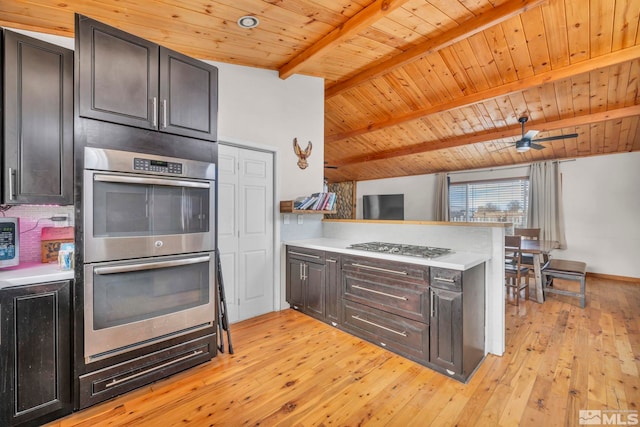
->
[347,242,452,259]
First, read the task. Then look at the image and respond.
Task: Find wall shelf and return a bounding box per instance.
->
[280,201,336,214]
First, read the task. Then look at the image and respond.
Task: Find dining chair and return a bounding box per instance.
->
[514,227,542,269]
[505,235,529,305]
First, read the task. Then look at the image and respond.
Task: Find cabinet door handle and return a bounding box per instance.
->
[430,290,436,317]
[105,350,203,388]
[351,263,408,276]
[289,251,320,259]
[299,263,303,280]
[352,284,408,300]
[162,99,168,128]
[433,277,455,283]
[152,97,157,127]
[8,168,15,201]
[303,263,307,280]
[352,315,407,337]
[326,259,337,263]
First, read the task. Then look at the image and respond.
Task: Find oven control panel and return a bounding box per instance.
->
[133,158,183,174]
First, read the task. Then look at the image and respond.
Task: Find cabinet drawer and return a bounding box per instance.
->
[287,246,325,264]
[78,334,214,409]
[430,267,462,291]
[342,255,428,283]
[343,271,429,322]
[342,300,429,363]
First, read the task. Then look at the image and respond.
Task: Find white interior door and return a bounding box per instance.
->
[218,144,274,323]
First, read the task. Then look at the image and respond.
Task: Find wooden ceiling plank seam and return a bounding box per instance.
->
[551,78,575,119]
[450,39,493,93]
[466,31,506,87]
[278,0,411,79]
[611,0,640,50]
[606,116,623,153]
[607,62,633,110]
[627,117,640,151]
[385,4,444,39]
[590,0,615,57]
[615,116,631,151]
[500,15,536,80]
[328,105,640,167]
[396,1,457,36]
[382,68,430,110]
[427,0,477,23]
[589,67,610,113]
[419,54,465,101]
[540,0,570,68]
[521,85,547,123]
[481,98,510,130]
[481,24,520,83]
[565,0,591,63]
[439,47,477,95]
[494,93,519,124]
[536,83,562,122]
[324,0,547,98]
[570,73,592,115]
[325,45,640,143]
[624,59,640,107]
[520,5,553,75]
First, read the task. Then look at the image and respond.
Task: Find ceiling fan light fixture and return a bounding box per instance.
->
[237,15,259,29]
[516,145,530,153]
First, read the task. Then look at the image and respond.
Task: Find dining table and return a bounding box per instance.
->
[520,239,558,303]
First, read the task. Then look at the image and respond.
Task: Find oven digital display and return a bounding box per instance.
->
[133,157,183,174]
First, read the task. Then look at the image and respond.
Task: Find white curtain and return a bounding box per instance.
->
[434,173,449,221]
[528,161,567,249]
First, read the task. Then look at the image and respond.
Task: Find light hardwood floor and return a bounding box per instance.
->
[49,277,640,426]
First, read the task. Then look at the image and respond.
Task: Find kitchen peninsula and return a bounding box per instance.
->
[283,219,507,369]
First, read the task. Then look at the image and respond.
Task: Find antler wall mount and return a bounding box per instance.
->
[293,138,312,169]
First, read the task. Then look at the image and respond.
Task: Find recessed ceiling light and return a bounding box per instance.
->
[237,16,259,29]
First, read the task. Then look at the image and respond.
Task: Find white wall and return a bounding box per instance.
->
[357,174,438,220]
[355,152,640,278]
[556,153,640,278]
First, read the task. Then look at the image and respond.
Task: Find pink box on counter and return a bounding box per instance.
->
[41,226,74,263]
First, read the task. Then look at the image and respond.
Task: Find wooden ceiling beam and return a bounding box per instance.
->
[326,44,640,143]
[330,105,640,166]
[278,0,410,80]
[325,0,546,99]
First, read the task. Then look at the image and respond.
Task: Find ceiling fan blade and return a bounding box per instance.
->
[523,130,539,140]
[533,133,578,143]
[530,143,546,150]
[324,165,338,169]
[490,144,516,153]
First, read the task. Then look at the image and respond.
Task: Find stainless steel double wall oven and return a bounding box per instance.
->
[77,147,217,408]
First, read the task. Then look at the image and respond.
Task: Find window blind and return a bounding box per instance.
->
[449,178,529,226]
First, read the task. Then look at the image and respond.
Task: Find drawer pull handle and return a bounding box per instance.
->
[352,284,408,300]
[326,259,337,263]
[289,251,321,259]
[352,315,407,337]
[105,350,204,388]
[351,263,408,276]
[433,277,455,283]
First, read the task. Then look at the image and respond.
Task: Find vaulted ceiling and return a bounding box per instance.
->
[2,0,639,182]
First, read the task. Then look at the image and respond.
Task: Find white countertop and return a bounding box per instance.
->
[0,262,74,290]
[284,238,490,271]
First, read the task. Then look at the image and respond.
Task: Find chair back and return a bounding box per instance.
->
[505,235,522,268]
[514,227,540,240]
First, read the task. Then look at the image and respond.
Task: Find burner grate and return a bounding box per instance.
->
[348,241,452,259]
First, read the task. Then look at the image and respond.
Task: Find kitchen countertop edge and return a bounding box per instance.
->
[0,263,75,290]
[284,238,490,271]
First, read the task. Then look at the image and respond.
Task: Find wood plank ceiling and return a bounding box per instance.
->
[1,0,638,182]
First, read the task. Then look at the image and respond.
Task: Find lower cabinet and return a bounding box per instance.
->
[285,246,486,383]
[429,264,485,382]
[286,246,340,325]
[0,281,73,427]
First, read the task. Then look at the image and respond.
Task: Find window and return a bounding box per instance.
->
[449,178,529,227]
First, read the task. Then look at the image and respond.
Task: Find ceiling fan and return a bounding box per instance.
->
[501,117,578,152]
[324,161,338,169]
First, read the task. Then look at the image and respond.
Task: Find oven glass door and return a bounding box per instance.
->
[84,252,216,362]
[84,171,215,262]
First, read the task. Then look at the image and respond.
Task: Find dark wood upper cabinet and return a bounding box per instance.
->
[2,30,73,205]
[76,14,218,142]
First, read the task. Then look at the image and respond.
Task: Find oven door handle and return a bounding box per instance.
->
[94,174,210,189]
[94,256,211,275]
